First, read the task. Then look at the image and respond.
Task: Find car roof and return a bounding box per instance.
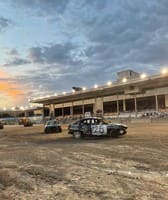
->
[81,117,102,120]
[47,119,57,122]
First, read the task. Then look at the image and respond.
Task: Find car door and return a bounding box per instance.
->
[52,120,59,132]
[91,119,107,136]
[80,119,92,135]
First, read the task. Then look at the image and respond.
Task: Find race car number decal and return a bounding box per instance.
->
[91,125,107,135]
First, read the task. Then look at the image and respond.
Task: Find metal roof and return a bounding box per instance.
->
[31,74,168,105]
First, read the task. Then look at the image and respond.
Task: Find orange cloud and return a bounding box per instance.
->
[0,70,27,107]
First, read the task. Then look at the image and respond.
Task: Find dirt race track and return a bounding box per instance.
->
[0,123,168,200]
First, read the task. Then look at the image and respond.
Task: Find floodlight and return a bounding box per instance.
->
[94,84,98,88]
[140,73,147,79]
[107,81,112,86]
[122,78,127,83]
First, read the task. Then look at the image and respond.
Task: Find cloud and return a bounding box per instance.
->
[27,42,80,65]
[7,49,19,56]
[0,16,11,31]
[28,47,43,63]
[3,57,31,67]
[82,0,107,10]
[3,0,168,100]
[11,0,70,15]
[79,0,168,73]
[0,70,27,107]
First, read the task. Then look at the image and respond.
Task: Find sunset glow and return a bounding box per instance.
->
[0,70,26,107]
[1,1,168,108]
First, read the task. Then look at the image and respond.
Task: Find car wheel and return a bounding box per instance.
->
[45,128,49,134]
[110,130,119,138]
[73,131,81,139]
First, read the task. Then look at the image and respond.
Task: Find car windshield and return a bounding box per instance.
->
[47,120,57,126]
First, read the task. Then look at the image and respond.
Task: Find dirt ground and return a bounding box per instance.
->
[0,123,167,200]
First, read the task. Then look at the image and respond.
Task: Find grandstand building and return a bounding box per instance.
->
[31,70,168,119]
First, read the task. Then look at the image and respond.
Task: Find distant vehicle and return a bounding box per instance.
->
[68,117,127,139]
[19,118,33,127]
[44,119,62,134]
[0,121,4,129]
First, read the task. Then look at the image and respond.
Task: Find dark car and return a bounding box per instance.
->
[68,117,127,139]
[44,119,62,134]
[0,121,4,129]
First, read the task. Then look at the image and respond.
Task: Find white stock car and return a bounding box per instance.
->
[68,117,127,139]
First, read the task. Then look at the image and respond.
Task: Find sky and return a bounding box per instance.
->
[1,0,168,108]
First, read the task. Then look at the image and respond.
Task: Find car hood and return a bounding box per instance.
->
[108,123,128,128]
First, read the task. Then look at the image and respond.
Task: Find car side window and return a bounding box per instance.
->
[91,119,96,125]
[81,120,87,124]
[47,121,51,125]
[86,119,91,125]
[47,120,56,126]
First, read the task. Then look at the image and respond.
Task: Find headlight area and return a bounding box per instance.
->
[119,129,125,134]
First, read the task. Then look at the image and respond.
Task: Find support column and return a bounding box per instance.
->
[49,104,55,119]
[42,105,45,123]
[62,104,64,118]
[155,95,158,111]
[165,95,168,109]
[70,104,73,118]
[134,94,137,117]
[82,100,85,117]
[123,99,126,112]
[117,96,119,116]
[94,97,103,116]
[24,111,29,117]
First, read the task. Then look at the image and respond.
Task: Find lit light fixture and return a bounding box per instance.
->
[122,78,127,83]
[161,68,168,75]
[11,107,15,111]
[94,84,98,88]
[20,106,24,110]
[140,73,147,79]
[72,89,75,93]
[82,87,86,91]
[107,81,112,86]
[3,107,7,111]
[62,92,66,95]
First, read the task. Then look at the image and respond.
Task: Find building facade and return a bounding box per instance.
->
[31,70,168,119]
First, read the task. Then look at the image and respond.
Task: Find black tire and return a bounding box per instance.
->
[58,127,62,132]
[45,128,49,134]
[110,130,119,138]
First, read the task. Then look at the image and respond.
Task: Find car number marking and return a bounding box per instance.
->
[91,125,107,135]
